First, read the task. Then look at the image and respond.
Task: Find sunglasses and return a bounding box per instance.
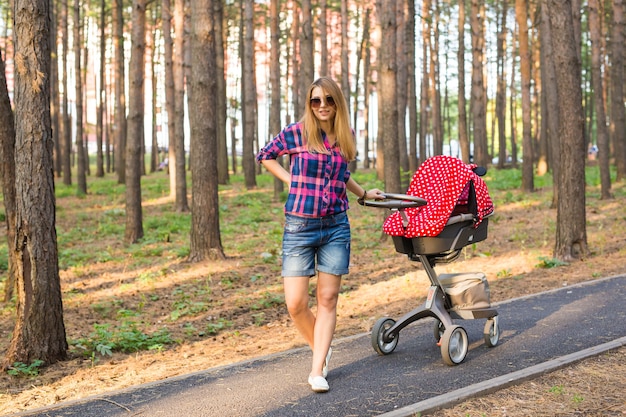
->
[310,95,336,109]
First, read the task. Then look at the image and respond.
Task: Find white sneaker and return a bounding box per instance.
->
[308,375,329,393]
[322,347,332,378]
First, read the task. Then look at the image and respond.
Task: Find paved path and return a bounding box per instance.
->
[12,275,626,417]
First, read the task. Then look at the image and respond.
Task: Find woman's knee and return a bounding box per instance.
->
[316,287,339,311]
[285,296,309,318]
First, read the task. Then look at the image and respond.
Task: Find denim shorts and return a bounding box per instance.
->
[282,211,351,277]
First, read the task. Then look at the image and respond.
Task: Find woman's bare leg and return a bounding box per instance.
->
[283,276,315,348]
[310,272,341,377]
[283,273,340,377]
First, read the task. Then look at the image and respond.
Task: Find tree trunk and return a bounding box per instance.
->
[430,1,443,157]
[215,0,229,185]
[50,1,61,178]
[396,0,409,185]
[588,0,612,199]
[74,0,87,195]
[457,0,470,164]
[470,0,488,167]
[114,0,127,184]
[547,0,589,261]
[173,0,189,211]
[362,7,373,170]
[61,0,71,185]
[96,0,106,177]
[319,0,328,76]
[189,0,225,261]
[419,0,431,164]
[242,0,257,189]
[149,11,159,174]
[496,0,508,169]
[540,0,560,207]
[406,0,417,173]
[269,0,283,199]
[162,0,176,195]
[610,0,626,180]
[377,0,401,193]
[0,50,17,303]
[516,0,534,191]
[125,0,146,244]
[298,0,313,112]
[5,0,67,367]
[509,25,519,168]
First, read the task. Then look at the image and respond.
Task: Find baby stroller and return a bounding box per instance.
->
[360,155,500,365]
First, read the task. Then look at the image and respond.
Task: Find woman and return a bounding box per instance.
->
[256,77,383,393]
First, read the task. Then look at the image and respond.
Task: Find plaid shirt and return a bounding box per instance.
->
[256,122,352,217]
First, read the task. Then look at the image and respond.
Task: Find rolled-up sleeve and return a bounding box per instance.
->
[256,126,293,163]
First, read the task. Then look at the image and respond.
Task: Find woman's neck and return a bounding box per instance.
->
[320,121,334,138]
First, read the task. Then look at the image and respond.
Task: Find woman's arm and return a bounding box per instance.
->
[260,159,291,185]
[346,177,384,201]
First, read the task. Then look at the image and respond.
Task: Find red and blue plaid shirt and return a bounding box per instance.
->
[256,122,352,218]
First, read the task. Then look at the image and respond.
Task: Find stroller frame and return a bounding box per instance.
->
[362,192,500,366]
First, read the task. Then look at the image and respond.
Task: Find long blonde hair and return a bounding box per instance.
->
[300,77,357,161]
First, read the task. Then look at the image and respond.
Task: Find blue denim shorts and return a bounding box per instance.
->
[282,211,351,277]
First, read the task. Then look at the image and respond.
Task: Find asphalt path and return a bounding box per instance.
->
[12,274,625,417]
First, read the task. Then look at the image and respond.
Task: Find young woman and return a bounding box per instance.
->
[256,77,383,393]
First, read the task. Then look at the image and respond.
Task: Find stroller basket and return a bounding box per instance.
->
[392,215,489,256]
[439,272,491,311]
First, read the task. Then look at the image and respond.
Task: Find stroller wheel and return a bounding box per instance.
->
[440,325,468,365]
[371,317,398,355]
[433,319,445,342]
[483,316,500,347]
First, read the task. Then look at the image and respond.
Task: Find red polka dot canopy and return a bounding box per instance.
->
[382,156,494,238]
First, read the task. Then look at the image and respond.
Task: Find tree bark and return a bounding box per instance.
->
[215,0,229,185]
[406,0,418,173]
[419,0,431,164]
[114,0,127,184]
[430,0,443,157]
[96,0,106,177]
[396,0,409,184]
[50,1,61,178]
[125,0,146,244]
[457,0,470,164]
[547,0,589,261]
[188,0,225,261]
[588,0,612,199]
[0,49,17,303]
[496,0,508,168]
[298,0,313,111]
[241,0,257,189]
[539,0,560,207]
[376,0,401,193]
[269,0,283,199]
[5,0,67,367]
[516,0,534,191]
[470,0,488,167]
[61,0,72,185]
[610,0,626,180]
[319,0,328,76]
[173,0,189,211]
[74,0,87,195]
[162,0,176,194]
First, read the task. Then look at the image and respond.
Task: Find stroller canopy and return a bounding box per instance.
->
[383,156,494,238]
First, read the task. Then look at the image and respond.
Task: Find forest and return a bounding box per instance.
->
[0,0,625,381]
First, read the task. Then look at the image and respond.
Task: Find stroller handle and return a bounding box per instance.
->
[360,193,427,209]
